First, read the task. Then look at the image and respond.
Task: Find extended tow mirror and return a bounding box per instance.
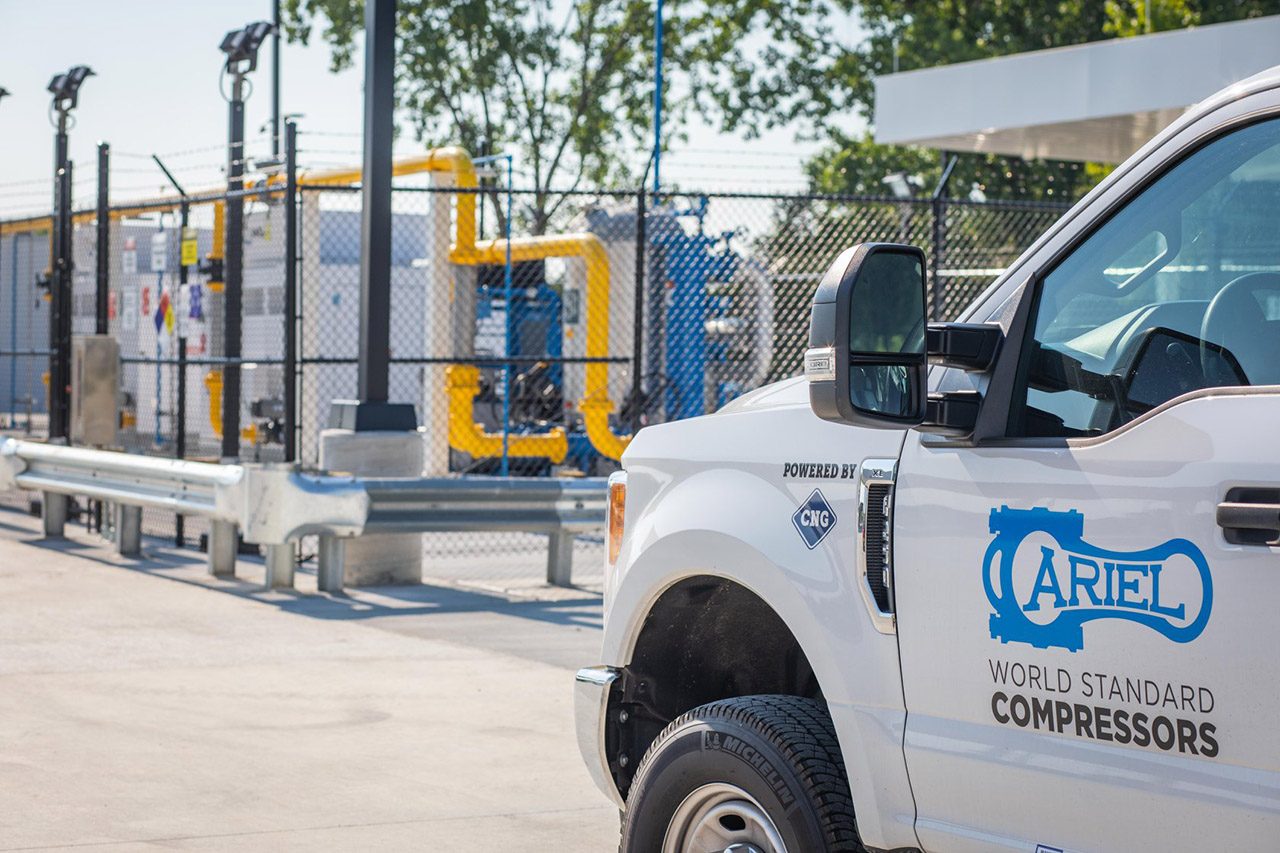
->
[806,242,1006,435]
[805,243,928,428]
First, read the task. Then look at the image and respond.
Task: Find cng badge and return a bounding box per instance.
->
[793,489,837,550]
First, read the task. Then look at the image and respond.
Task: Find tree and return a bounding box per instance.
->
[1104,0,1280,36]
[284,0,850,233]
[810,0,1280,201]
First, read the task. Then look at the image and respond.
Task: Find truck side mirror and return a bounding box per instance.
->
[805,243,927,428]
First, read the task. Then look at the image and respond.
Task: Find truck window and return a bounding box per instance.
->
[1010,118,1280,437]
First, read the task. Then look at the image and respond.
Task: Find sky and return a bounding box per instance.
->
[0,0,859,219]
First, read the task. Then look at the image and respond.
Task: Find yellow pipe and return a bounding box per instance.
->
[207,201,225,291]
[447,365,568,462]
[452,234,630,460]
[1,148,631,460]
[202,368,258,444]
[316,146,616,461]
[0,149,465,238]
[409,149,629,460]
[204,370,223,438]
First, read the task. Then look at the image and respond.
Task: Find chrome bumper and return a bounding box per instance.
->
[574,665,624,808]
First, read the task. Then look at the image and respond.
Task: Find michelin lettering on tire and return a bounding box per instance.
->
[983,506,1213,652]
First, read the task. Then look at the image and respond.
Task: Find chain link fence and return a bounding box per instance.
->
[0,168,1071,581]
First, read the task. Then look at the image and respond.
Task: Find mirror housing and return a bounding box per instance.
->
[805,243,928,429]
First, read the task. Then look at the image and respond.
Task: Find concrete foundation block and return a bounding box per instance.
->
[320,429,424,586]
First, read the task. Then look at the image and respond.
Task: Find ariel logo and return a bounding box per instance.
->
[984,507,1212,652]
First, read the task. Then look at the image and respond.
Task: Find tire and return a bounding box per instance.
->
[621,695,863,853]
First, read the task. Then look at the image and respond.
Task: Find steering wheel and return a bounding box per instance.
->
[1200,272,1280,385]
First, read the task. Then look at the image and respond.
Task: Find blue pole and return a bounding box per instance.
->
[653,0,663,196]
[500,154,513,476]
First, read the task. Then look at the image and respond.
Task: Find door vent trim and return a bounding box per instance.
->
[859,458,898,635]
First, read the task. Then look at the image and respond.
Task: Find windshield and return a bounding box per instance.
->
[1012,118,1280,437]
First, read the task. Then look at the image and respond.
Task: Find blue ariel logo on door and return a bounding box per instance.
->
[982,506,1213,652]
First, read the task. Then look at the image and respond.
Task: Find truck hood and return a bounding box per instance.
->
[714,376,808,416]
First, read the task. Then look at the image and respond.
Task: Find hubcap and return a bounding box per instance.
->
[662,783,788,853]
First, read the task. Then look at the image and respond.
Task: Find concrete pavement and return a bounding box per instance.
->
[0,508,618,851]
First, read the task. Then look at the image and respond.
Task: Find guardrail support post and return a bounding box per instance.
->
[264,542,295,590]
[317,535,345,593]
[208,520,237,577]
[546,530,574,587]
[42,492,67,537]
[115,504,141,556]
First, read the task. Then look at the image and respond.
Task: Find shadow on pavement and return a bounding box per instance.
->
[17,523,603,632]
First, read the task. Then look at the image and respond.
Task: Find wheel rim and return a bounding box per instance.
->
[662,782,789,853]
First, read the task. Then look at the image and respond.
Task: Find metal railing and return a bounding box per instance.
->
[0,437,605,590]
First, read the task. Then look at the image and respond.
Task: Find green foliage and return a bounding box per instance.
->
[284,0,850,232]
[1103,0,1197,36]
[808,131,1108,200]
[1106,0,1280,35]
[811,0,1280,201]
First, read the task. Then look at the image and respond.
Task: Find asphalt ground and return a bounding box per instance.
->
[0,507,618,851]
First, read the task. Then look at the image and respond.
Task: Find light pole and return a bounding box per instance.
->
[42,66,92,537]
[272,0,282,159]
[217,21,273,461]
[328,0,415,432]
[46,66,94,443]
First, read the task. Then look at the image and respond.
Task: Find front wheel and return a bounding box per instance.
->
[621,695,864,853]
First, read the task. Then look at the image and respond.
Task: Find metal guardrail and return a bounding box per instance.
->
[0,438,606,591]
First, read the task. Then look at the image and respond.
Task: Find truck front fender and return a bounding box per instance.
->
[603,466,920,850]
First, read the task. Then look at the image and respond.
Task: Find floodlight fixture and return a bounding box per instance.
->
[0,87,10,104]
[47,65,94,113]
[881,171,925,200]
[220,21,274,75]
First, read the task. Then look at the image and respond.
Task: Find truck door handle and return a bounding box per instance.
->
[1217,497,1280,545]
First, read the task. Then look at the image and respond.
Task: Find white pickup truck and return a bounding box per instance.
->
[576,66,1280,853]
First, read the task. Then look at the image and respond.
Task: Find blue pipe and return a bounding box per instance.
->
[654,0,664,195]
[501,155,513,475]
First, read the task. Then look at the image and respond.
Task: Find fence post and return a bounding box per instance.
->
[50,144,73,440]
[929,154,958,322]
[175,198,189,547]
[283,120,298,462]
[153,155,192,548]
[95,143,109,334]
[930,196,943,321]
[87,145,110,535]
[222,74,246,461]
[630,188,646,432]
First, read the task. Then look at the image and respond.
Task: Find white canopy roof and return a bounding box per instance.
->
[874,16,1280,163]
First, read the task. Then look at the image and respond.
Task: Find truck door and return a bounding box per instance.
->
[893,116,1280,852]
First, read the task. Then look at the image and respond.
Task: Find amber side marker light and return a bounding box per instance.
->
[607,472,627,567]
